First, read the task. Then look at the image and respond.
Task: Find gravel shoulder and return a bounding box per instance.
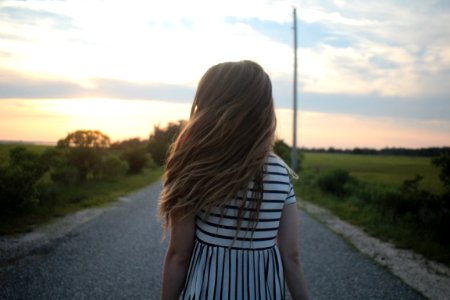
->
[0,204,113,264]
[299,199,450,300]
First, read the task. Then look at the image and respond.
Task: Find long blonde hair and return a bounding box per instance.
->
[159,60,276,231]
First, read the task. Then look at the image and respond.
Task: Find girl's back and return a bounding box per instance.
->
[182,154,296,299]
[160,61,309,300]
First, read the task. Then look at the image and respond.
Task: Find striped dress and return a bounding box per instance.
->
[181,154,296,300]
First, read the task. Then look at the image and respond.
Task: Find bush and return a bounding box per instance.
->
[51,164,81,185]
[145,154,158,170]
[0,147,49,215]
[122,147,148,174]
[317,169,355,196]
[353,175,450,245]
[99,154,129,179]
[35,178,61,206]
[432,153,450,194]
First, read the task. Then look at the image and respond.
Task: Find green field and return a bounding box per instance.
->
[0,143,51,161]
[301,152,444,194]
[296,152,449,266]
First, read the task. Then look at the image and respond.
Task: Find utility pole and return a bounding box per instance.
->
[291,7,298,171]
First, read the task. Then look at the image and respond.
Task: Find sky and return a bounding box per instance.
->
[0,0,449,149]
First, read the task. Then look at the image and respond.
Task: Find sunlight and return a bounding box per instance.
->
[2,99,448,148]
[0,99,191,143]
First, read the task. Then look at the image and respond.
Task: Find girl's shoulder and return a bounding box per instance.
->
[266,152,299,180]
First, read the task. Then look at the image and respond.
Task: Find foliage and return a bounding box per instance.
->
[51,164,81,185]
[296,152,450,265]
[302,152,444,194]
[148,121,186,166]
[0,147,49,216]
[57,130,111,148]
[0,168,163,234]
[123,148,154,174]
[112,138,154,174]
[110,137,147,150]
[317,169,354,196]
[432,153,450,193]
[273,139,303,171]
[98,154,129,179]
[0,136,163,234]
[57,130,111,181]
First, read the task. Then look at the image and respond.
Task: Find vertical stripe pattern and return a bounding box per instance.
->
[181,154,296,300]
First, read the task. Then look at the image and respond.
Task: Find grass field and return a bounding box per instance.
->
[295,152,449,266]
[301,152,444,194]
[0,143,51,161]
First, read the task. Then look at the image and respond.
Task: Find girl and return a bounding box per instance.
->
[160,60,308,300]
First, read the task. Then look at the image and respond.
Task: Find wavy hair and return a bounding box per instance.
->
[159,60,276,232]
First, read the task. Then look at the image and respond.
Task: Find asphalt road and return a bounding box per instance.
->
[0,182,424,300]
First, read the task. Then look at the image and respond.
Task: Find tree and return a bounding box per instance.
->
[148,121,186,166]
[57,130,111,148]
[56,130,111,181]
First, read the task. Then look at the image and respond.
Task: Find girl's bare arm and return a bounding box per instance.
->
[278,203,309,300]
[161,210,196,300]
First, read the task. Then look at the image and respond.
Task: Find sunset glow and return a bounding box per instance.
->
[0,99,191,143]
[1,1,449,148]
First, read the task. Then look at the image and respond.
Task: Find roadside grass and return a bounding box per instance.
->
[303,152,444,194]
[295,153,450,267]
[0,168,163,235]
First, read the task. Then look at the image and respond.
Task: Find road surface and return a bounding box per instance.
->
[0,182,424,299]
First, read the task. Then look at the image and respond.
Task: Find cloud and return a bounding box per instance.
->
[272,73,450,121]
[1,0,449,122]
[0,70,86,99]
[276,108,450,149]
[0,69,194,102]
[2,67,448,124]
[0,1,293,85]
[290,0,450,97]
[91,78,194,102]
[0,5,75,30]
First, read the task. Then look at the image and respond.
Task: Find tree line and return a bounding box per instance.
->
[0,120,302,219]
[302,146,450,157]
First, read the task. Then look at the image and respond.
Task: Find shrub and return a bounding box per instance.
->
[122,147,148,174]
[35,178,60,206]
[145,154,158,170]
[51,164,81,185]
[432,153,450,194]
[0,147,48,215]
[317,169,354,196]
[99,154,129,179]
[354,174,449,245]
